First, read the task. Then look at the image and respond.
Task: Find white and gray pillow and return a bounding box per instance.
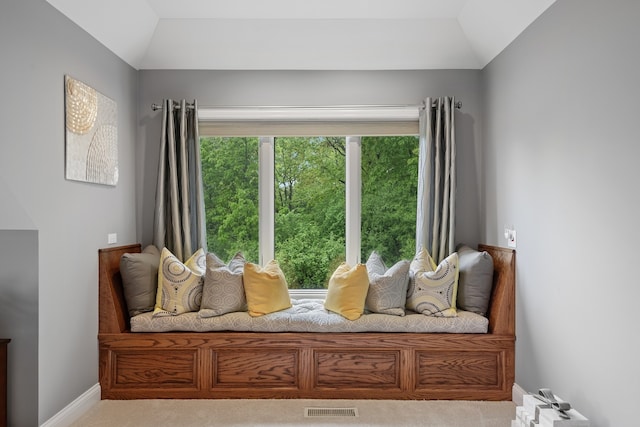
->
[456,244,494,316]
[406,249,459,317]
[364,252,410,316]
[199,252,247,317]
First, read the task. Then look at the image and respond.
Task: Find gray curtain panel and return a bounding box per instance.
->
[153,99,207,261]
[416,97,457,264]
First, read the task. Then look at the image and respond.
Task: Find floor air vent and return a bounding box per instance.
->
[304,407,359,418]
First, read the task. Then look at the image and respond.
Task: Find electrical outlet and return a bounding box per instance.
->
[504,226,516,248]
[507,229,516,248]
[107,233,117,244]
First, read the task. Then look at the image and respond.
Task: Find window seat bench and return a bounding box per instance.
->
[98,244,515,401]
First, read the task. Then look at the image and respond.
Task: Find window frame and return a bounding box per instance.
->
[199,106,421,298]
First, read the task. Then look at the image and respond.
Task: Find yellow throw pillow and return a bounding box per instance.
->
[324,263,369,320]
[243,260,292,317]
[406,249,459,317]
[153,247,205,317]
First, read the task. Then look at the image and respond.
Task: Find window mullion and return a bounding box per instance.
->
[258,136,275,265]
[345,136,362,265]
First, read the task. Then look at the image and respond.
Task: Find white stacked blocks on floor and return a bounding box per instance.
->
[513,390,589,427]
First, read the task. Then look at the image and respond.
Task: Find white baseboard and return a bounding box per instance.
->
[40,384,101,427]
[512,383,526,406]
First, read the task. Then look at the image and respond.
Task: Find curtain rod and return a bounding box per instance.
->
[151,101,196,111]
[151,100,462,111]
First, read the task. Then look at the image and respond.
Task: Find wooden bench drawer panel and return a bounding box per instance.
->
[315,350,400,388]
[416,351,501,388]
[112,350,198,388]
[213,349,298,387]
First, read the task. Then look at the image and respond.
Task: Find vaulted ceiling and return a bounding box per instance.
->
[46,0,556,70]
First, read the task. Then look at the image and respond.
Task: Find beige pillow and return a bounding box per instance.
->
[406,249,459,317]
[120,245,161,317]
[243,260,292,317]
[153,247,205,317]
[324,263,370,320]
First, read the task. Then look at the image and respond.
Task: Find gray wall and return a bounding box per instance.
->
[0,0,138,423]
[0,231,38,427]
[137,70,485,250]
[482,1,640,425]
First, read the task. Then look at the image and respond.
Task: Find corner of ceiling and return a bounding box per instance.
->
[457,0,558,69]
[46,0,159,70]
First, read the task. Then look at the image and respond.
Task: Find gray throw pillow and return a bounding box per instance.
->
[120,245,161,317]
[199,252,247,318]
[365,252,410,316]
[456,244,494,316]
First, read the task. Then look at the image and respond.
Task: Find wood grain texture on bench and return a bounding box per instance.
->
[98,244,515,400]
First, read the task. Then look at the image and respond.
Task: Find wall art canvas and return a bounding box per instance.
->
[64,75,118,185]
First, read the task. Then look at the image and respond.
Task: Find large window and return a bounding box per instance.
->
[201,134,418,290]
[199,105,420,291]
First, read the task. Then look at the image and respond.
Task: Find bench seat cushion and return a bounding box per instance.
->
[130,298,488,333]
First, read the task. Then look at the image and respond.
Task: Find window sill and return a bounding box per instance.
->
[289,289,327,300]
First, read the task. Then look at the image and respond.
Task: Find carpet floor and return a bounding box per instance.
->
[71,399,516,426]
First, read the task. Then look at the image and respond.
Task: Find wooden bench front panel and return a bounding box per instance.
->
[213,348,299,388]
[314,350,401,389]
[110,349,199,390]
[417,350,501,387]
[99,332,514,400]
